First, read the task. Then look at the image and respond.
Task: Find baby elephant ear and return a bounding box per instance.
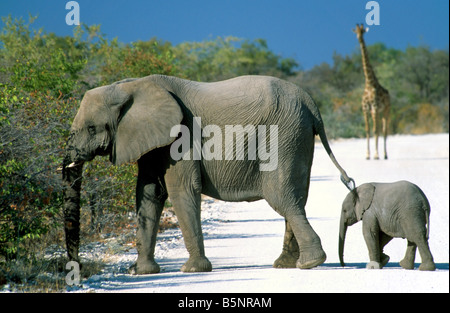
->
[112,77,183,165]
[355,183,376,220]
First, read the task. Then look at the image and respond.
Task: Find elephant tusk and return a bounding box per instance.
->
[57,162,78,172]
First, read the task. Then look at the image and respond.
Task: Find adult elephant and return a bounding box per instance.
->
[62,75,354,274]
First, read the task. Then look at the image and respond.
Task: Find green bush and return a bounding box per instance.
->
[0,16,179,264]
[0,16,86,260]
[0,88,76,259]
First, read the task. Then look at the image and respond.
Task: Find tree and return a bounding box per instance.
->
[397,46,449,102]
[98,37,180,84]
[175,36,298,82]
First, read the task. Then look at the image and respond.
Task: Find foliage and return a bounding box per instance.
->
[176,36,298,81]
[0,15,80,258]
[0,91,74,258]
[98,37,181,84]
[0,17,95,261]
[0,16,86,97]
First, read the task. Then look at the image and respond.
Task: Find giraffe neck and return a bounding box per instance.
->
[358,37,379,87]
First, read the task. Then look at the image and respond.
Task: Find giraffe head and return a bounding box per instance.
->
[352,24,368,40]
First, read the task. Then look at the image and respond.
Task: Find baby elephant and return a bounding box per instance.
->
[339,181,436,271]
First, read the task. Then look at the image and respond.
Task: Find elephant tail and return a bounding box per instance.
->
[424,199,431,240]
[416,184,431,239]
[309,102,355,191]
[317,127,355,191]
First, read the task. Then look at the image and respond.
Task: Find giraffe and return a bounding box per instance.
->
[353,24,390,160]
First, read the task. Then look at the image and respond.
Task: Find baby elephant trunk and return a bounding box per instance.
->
[338,215,348,267]
[62,154,84,262]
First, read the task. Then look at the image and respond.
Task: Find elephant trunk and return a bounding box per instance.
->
[62,153,84,262]
[338,214,347,267]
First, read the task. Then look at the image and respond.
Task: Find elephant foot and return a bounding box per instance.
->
[181,256,212,273]
[296,248,326,269]
[381,253,390,268]
[399,258,415,270]
[366,261,381,269]
[129,259,160,275]
[273,250,299,268]
[419,261,436,271]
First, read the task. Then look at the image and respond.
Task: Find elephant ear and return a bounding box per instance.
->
[355,183,375,220]
[111,78,183,165]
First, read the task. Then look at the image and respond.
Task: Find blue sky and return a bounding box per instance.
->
[1,0,449,69]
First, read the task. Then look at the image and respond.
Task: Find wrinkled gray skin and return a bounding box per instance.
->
[339,181,436,271]
[62,74,354,274]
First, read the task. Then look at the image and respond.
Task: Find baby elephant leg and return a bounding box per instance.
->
[366,261,381,269]
[401,235,436,271]
[417,237,436,271]
[363,223,382,269]
[379,232,392,268]
[399,240,417,270]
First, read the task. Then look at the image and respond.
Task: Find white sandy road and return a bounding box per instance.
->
[79,133,449,293]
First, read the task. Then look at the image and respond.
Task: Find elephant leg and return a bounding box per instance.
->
[363,222,382,269]
[266,144,325,269]
[165,160,211,273]
[267,191,325,268]
[169,188,212,272]
[273,220,299,268]
[269,200,325,269]
[289,213,326,269]
[132,165,167,275]
[400,240,417,270]
[379,232,392,268]
[267,201,325,268]
[416,237,436,271]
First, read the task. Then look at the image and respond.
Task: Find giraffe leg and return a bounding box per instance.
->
[363,109,371,160]
[382,116,388,160]
[382,100,390,160]
[371,110,380,160]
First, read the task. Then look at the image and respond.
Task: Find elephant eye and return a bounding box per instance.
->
[88,125,96,135]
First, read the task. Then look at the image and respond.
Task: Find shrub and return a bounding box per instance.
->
[0,16,179,267]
